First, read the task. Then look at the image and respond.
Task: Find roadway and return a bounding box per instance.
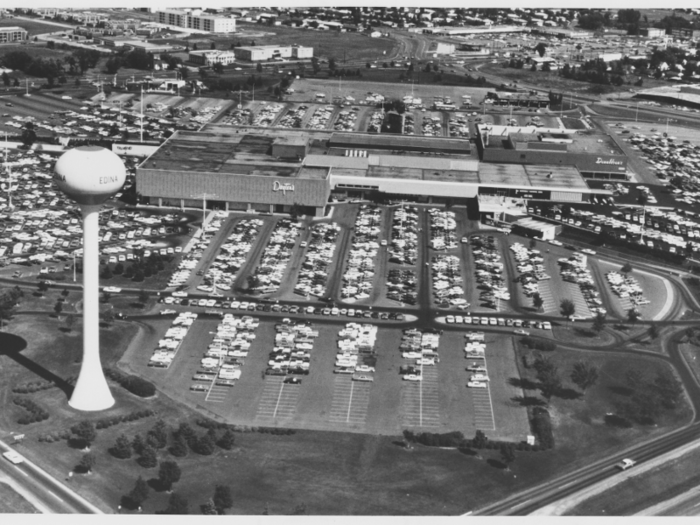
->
[0,440,103,514]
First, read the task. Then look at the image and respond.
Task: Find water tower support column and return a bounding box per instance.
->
[68,204,114,411]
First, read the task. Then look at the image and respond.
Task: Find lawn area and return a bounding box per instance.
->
[480,63,669,96]
[0,482,38,513]
[0,18,63,36]
[567,444,700,515]
[513,343,692,477]
[0,43,72,62]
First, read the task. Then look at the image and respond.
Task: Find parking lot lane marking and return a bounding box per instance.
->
[346,379,355,423]
[272,382,285,419]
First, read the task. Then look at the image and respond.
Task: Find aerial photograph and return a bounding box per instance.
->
[3,2,700,518]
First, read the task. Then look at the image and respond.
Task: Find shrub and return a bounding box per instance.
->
[13,397,50,424]
[103,368,156,398]
[403,430,464,448]
[531,407,555,449]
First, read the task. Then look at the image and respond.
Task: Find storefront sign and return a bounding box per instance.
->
[273,181,295,195]
[595,157,624,166]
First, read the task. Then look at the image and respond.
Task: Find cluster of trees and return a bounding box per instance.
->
[614,367,685,425]
[103,368,157,398]
[328,68,363,78]
[0,48,100,86]
[0,285,23,327]
[103,252,169,282]
[105,50,155,74]
[13,397,50,424]
[560,62,626,87]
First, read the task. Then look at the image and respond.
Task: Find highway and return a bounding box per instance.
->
[0,440,103,514]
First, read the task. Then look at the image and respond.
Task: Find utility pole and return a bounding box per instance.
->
[140,86,144,143]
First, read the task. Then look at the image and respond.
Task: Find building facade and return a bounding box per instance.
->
[0,26,28,43]
[157,9,236,33]
[233,45,313,62]
[189,50,237,66]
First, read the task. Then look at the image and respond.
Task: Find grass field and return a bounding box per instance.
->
[0,482,38,513]
[0,18,62,36]
[567,443,700,515]
[0,43,71,62]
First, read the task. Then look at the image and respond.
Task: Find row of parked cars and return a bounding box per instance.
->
[403,113,416,135]
[307,105,335,130]
[278,105,308,128]
[202,218,263,293]
[341,204,382,302]
[252,103,285,127]
[470,234,509,309]
[422,116,443,137]
[294,222,340,298]
[428,208,458,251]
[464,332,488,388]
[388,205,419,265]
[335,323,378,381]
[509,242,550,300]
[367,111,384,133]
[606,271,649,306]
[448,114,471,139]
[334,108,358,131]
[220,108,253,126]
[628,132,700,188]
[266,319,319,380]
[249,218,302,294]
[149,312,198,368]
[169,213,227,288]
[399,328,440,382]
[191,314,260,391]
[387,269,417,305]
[558,252,605,318]
[446,316,552,330]
[432,254,468,309]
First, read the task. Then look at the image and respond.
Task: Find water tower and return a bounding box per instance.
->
[54,146,126,411]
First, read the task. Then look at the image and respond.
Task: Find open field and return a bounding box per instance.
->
[0,19,62,36]
[0,43,71,61]
[0,482,38,513]
[287,78,491,106]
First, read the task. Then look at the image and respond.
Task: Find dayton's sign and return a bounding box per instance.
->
[595,157,624,166]
[273,181,295,195]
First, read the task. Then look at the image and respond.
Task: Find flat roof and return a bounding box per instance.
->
[329,132,470,154]
[139,130,325,179]
[478,163,589,191]
[485,129,624,155]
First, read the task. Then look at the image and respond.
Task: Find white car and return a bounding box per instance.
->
[513,329,530,336]
[616,458,636,470]
[467,381,487,388]
[103,286,122,293]
[355,365,375,373]
[352,375,374,382]
[2,451,24,464]
[403,374,422,382]
[160,309,177,315]
[581,249,597,255]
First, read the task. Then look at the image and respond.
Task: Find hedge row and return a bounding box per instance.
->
[195,418,296,435]
[38,430,72,443]
[531,407,555,449]
[520,336,557,352]
[12,377,76,394]
[94,409,155,429]
[103,368,156,398]
[403,430,550,452]
[13,397,50,425]
[462,438,547,452]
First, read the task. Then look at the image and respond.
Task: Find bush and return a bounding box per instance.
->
[403,430,465,448]
[104,368,156,398]
[531,407,555,449]
[13,397,50,424]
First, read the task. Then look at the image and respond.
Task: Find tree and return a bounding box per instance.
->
[472,429,488,449]
[627,308,641,324]
[654,368,684,409]
[193,434,215,455]
[78,452,96,473]
[138,445,158,468]
[137,288,150,306]
[648,324,659,339]
[217,429,236,450]
[535,42,548,58]
[74,78,80,87]
[570,361,599,393]
[291,502,307,515]
[621,262,633,275]
[1,72,9,86]
[21,122,37,148]
[64,313,75,332]
[169,433,188,457]
[127,476,150,507]
[158,461,182,491]
[560,298,575,321]
[213,485,233,514]
[256,62,263,73]
[212,62,224,74]
[592,311,606,333]
[71,420,96,449]
[328,58,336,71]
[500,443,515,468]
[530,63,537,72]
[201,498,218,515]
[532,293,544,312]
[534,355,561,401]
[111,434,133,459]
[161,492,189,514]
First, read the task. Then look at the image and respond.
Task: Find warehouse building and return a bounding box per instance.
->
[137,127,612,216]
[233,44,313,62]
[0,26,28,42]
[476,125,629,180]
